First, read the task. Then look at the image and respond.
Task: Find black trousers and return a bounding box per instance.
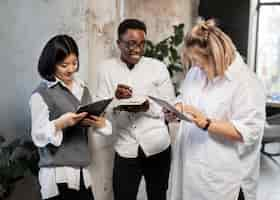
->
[45,169,94,200]
[113,146,171,200]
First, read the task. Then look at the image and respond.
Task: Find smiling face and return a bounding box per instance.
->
[118,28,146,65]
[55,53,78,85]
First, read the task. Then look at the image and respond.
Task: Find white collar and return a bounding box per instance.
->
[117,56,145,70]
[44,76,86,88]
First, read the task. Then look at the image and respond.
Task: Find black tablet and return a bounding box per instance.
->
[76,98,113,116]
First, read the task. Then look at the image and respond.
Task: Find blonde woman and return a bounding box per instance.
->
[168,19,266,200]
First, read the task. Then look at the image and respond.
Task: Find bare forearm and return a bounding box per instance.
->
[182,104,243,142]
[207,119,243,142]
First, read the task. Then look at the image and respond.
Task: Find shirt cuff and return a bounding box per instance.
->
[47,121,63,146]
[231,119,259,146]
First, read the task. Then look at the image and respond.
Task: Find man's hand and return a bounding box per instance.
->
[115,84,133,99]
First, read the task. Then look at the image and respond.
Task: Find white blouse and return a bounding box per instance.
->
[95,57,176,158]
[168,53,266,200]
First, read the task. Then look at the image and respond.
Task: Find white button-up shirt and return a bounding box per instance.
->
[96,57,175,158]
[30,77,112,199]
[168,53,266,200]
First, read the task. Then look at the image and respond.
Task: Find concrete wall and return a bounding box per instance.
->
[0,0,90,199]
[0,0,90,141]
[124,0,198,42]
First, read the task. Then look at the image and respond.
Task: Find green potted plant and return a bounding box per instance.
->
[0,135,39,199]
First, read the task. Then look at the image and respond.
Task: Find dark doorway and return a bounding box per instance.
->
[199,0,250,60]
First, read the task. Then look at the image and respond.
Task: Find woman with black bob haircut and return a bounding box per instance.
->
[38,34,80,81]
[30,34,112,200]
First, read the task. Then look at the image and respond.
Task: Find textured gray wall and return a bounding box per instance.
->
[0,0,90,141]
[0,1,89,198]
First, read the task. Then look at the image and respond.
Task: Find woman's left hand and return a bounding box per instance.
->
[80,115,106,128]
[183,105,208,129]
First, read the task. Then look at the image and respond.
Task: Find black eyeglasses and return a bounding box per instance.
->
[119,39,146,50]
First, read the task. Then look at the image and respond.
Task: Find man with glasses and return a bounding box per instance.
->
[95,19,175,200]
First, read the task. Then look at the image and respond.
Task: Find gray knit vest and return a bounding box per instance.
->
[33,81,91,168]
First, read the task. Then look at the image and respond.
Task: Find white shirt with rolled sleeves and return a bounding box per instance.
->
[30,78,112,199]
[95,57,175,158]
[168,53,266,200]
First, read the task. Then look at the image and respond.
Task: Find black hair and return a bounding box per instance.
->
[38,34,79,81]
[117,18,147,39]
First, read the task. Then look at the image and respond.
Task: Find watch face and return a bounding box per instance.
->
[203,118,211,131]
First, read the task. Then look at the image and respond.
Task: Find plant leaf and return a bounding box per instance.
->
[174,23,184,46]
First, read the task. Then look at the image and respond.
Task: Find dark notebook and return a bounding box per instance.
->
[113,97,149,112]
[76,98,113,116]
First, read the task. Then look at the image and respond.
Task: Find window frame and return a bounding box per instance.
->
[253,0,280,72]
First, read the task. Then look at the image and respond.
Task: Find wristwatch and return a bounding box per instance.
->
[202,118,211,131]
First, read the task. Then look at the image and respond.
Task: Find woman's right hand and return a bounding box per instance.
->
[54,112,88,131]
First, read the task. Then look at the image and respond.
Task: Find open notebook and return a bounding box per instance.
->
[113,96,149,112]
